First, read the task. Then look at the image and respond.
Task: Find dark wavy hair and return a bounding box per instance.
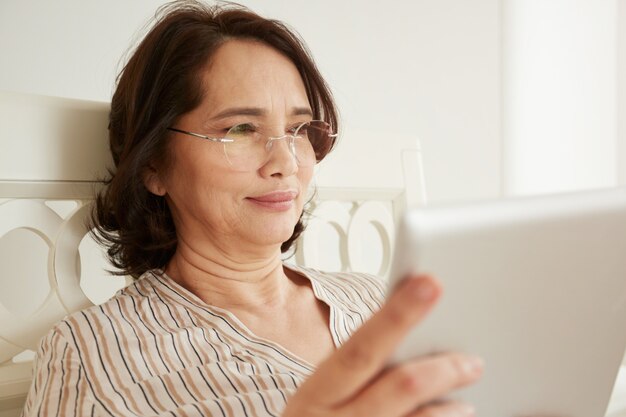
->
[91,1,339,278]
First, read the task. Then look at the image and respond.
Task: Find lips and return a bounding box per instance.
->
[247,190,298,203]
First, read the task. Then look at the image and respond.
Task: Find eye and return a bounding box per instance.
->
[288,121,310,135]
[227,123,257,135]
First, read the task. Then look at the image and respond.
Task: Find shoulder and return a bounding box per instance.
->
[45,269,165,347]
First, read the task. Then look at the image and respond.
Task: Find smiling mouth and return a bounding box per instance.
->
[246,192,297,212]
[247,190,298,203]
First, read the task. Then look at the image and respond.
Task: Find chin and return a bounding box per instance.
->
[244,207,302,243]
[251,224,297,247]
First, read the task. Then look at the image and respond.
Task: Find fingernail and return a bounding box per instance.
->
[463,356,484,376]
[409,277,436,302]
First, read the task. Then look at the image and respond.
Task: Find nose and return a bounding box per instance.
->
[259,135,298,177]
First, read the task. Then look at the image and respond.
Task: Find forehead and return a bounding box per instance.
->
[200,39,309,112]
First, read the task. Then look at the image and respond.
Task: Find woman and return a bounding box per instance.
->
[22,2,483,416]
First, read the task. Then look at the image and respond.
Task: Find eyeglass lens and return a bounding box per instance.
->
[223,120,334,171]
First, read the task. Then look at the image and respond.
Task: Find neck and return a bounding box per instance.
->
[164,234,296,313]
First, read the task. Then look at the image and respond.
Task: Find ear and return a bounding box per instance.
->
[143,165,167,196]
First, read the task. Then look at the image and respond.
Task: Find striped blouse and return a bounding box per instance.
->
[22,263,386,417]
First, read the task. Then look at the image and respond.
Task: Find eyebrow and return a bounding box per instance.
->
[211,106,313,119]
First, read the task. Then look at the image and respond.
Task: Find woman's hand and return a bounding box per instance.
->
[282,275,483,417]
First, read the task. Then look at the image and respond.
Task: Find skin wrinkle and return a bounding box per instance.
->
[174,231,283,279]
[206,106,313,122]
[172,254,291,309]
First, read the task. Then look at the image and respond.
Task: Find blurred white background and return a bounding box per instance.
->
[2,0,623,203]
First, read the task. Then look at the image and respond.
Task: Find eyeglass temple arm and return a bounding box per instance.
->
[167,127,233,143]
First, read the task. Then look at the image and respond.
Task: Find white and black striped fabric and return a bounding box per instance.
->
[22,264,386,417]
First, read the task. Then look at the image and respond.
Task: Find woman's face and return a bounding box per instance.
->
[151,39,315,254]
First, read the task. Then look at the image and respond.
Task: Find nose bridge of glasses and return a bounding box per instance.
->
[265,134,297,153]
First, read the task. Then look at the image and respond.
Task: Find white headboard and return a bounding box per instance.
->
[0,91,426,415]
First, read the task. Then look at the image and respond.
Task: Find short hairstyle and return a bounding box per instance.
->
[91,1,339,278]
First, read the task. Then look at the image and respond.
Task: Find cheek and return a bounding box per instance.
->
[295,167,314,209]
[167,172,248,234]
[299,165,314,189]
[162,144,233,211]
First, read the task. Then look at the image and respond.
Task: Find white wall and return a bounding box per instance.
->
[619,0,626,186]
[502,0,620,196]
[0,0,502,204]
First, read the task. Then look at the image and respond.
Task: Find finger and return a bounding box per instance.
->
[346,352,483,417]
[408,401,476,417]
[296,274,443,406]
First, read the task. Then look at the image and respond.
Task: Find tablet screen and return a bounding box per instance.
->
[387,188,626,417]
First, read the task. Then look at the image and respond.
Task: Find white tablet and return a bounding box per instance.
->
[387,187,626,417]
